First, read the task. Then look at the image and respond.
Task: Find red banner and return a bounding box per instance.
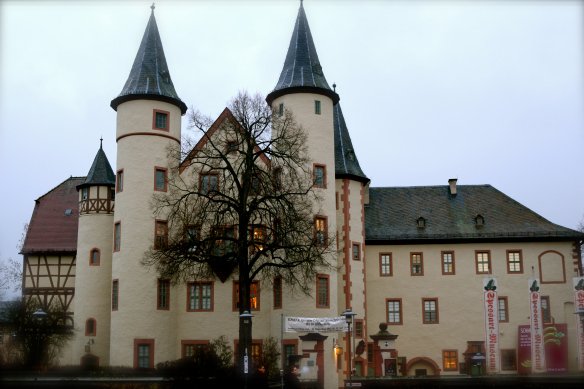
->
[518,324,568,374]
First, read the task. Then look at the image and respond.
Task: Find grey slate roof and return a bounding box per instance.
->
[334,104,368,183]
[365,185,584,243]
[110,8,187,114]
[266,2,339,105]
[77,142,115,189]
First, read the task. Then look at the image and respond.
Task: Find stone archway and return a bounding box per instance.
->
[405,356,441,376]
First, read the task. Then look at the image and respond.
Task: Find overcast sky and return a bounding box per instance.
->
[1,0,583,297]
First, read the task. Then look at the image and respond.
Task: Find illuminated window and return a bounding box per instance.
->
[475,251,491,274]
[314,216,328,246]
[386,299,402,325]
[212,226,235,256]
[442,350,458,371]
[507,250,523,273]
[316,274,329,308]
[423,298,439,324]
[233,281,260,311]
[188,282,213,311]
[154,220,168,250]
[410,253,423,276]
[442,251,455,275]
[380,253,392,276]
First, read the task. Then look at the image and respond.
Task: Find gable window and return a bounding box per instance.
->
[226,140,238,153]
[116,169,124,193]
[200,173,218,195]
[441,251,455,275]
[475,251,491,274]
[423,298,439,324]
[188,282,213,311]
[498,296,509,322]
[316,274,329,308]
[410,252,423,276]
[157,279,170,310]
[380,253,392,276]
[386,299,402,325]
[154,220,168,250]
[114,222,121,252]
[314,216,328,246]
[352,243,361,261]
[112,280,119,311]
[90,248,100,266]
[85,318,96,336]
[153,109,169,131]
[442,350,458,371]
[154,167,167,192]
[507,250,523,273]
[541,296,552,323]
[313,164,326,188]
[273,276,282,309]
[233,280,260,311]
[314,100,321,115]
[134,339,154,369]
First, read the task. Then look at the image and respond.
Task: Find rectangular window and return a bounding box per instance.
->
[380,253,392,276]
[233,280,260,311]
[114,222,121,252]
[81,187,89,200]
[475,251,491,274]
[186,225,200,252]
[157,279,170,310]
[153,109,169,131]
[316,274,329,308]
[188,282,213,311]
[541,296,551,323]
[352,243,361,261]
[212,226,235,256]
[90,248,100,266]
[182,341,209,358]
[313,164,326,188]
[273,276,282,309]
[498,296,509,322]
[507,250,523,273]
[278,103,284,116]
[355,319,364,338]
[314,216,328,246]
[250,225,266,253]
[112,279,119,311]
[154,220,168,250]
[200,173,218,194]
[154,167,167,192]
[283,341,297,368]
[226,140,238,153]
[85,318,96,336]
[441,251,455,275]
[116,169,124,193]
[314,100,321,115]
[442,350,458,371]
[501,349,517,371]
[410,252,424,276]
[423,298,439,324]
[386,299,402,325]
[134,339,154,369]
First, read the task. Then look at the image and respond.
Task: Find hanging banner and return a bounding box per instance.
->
[528,278,546,373]
[284,316,347,333]
[483,277,500,373]
[574,277,584,371]
[518,323,568,374]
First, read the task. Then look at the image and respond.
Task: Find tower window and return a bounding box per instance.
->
[316,274,329,308]
[90,248,100,266]
[157,279,170,310]
[278,103,284,116]
[314,100,321,115]
[313,164,326,188]
[112,280,119,311]
[153,110,169,131]
[114,222,121,252]
[81,187,89,200]
[154,167,167,192]
[85,318,96,336]
[155,220,168,250]
[116,169,124,193]
[314,216,328,246]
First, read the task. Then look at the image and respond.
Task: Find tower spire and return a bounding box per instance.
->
[266,1,338,105]
[334,104,368,183]
[110,6,187,114]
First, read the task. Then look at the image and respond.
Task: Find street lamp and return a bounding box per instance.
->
[343,308,357,388]
[240,310,253,389]
[32,308,47,371]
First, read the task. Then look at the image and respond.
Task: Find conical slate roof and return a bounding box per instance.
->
[111,6,187,114]
[77,141,115,189]
[334,104,368,183]
[266,2,339,105]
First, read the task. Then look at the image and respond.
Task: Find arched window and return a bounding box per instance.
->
[90,248,100,266]
[85,318,96,336]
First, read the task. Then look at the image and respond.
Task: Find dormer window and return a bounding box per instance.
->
[416,217,426,229]
[474,214,485,228]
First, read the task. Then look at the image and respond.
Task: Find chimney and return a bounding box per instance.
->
[448,178,458,196]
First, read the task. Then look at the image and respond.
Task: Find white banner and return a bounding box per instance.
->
[528,278,546,373]
[284,316,347,333]
[483,277,500,373]
[573,277,584,372]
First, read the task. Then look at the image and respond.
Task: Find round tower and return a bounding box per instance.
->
[73,140,116,366]
[109,6,186,367]
[266,3,341,388]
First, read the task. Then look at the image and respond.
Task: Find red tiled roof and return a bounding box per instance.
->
[21,177,85,254]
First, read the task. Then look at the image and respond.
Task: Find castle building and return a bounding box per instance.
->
[20,3,583,387]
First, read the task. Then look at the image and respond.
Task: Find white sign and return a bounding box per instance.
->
[483,277,500,373]
[284,316,347,333]
[573,277,584,372]
[528,278,546,373]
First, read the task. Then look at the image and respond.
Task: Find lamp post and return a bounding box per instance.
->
[240,310,253,389]
[343,308,357,388]
[32,308,47,371]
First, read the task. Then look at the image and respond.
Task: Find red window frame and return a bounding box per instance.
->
[316,274,330,308]
[154,167,168,192]
[379,253,392,276]
[152,109,170,131]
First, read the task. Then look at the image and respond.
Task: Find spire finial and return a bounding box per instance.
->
[333,83,336,92]
[151,2,155,12]
[100,137,103,149]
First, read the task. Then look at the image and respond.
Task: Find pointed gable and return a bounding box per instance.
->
[78,141,115,189]
[111,6,187,114]
[334,104,368,183]
[266,2,339,105]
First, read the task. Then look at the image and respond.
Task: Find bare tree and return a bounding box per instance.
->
[143,91,334,375]
[0,257,22,300]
